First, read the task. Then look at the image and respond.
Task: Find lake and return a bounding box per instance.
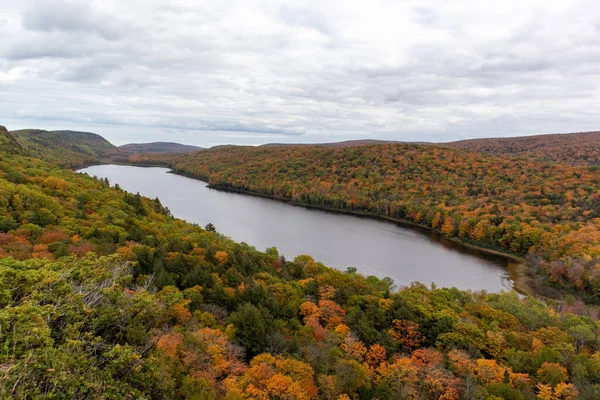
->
[79,164,519,292]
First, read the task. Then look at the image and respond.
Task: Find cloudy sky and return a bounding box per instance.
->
[1,0,599,146]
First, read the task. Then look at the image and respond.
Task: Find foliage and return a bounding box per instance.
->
[1,137,600,398]
[138,142,600,300]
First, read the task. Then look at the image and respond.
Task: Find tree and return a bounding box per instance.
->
[205,223,217,232]
[180,376,217,400]
[366,344,387,368]
[536,362,568,386]
[231,303,267,357]
[388,319,425,349]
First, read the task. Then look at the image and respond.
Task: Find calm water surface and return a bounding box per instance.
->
[79,165,516,292]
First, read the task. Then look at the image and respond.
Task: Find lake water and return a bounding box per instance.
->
[79,165,518,292]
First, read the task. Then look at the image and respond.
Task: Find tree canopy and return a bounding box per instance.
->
[1,135,600,398]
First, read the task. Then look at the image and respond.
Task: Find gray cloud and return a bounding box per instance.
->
[1,0,600,147]
[21,0,125,40]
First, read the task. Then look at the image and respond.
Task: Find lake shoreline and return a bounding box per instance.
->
[165,168,532,295]
[80,163,532,295]
[75,158,170,170]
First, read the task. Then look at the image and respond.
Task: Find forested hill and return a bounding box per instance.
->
[257,131,600,167]
[10,124,598,168]
[148,143,600,301]
[119,141,203,153]
[0,125,26,155]
[262,139,400,148]
[443,131,600,166]
[9,128,116,168]
[2,125,206,166]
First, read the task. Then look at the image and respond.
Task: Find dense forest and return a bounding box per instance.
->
[2,127,600,398]
[444,131,600,166]
[128,143,600,302]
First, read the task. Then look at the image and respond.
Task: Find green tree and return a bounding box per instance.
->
[231,303,267,358]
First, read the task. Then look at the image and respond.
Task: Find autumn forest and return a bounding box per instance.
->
[2,125,600,399]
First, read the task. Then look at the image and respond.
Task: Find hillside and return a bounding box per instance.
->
[119,141,203,153]
[0,126,26,155]
[257,131,600,167]
[1,136,600,399]
[444,131,600,166]
[140,143,600,301]
[262,139,400,148]
[9,128,116,168]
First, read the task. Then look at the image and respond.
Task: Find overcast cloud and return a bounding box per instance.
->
[1,0,599,146]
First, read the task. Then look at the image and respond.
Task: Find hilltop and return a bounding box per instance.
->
[443,131,600,166]
[118,141,203,153]
[9,128,116,168]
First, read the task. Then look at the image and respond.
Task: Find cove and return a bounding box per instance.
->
[79,164,521,293]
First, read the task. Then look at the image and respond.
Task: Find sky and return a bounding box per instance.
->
[1,0,599,147]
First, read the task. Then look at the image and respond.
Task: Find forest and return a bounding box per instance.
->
[128,142,600,303]
[1,126,600,399]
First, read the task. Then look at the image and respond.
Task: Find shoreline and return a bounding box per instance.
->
[81,162,533,296]
[75,158,171,170]
[167,169,532,295]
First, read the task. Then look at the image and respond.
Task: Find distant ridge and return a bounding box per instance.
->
[6,123,600,167]
[262,139,400,148]
[261,130,600,166]
[118,142,203,153]
[442,130,600,166]
[8,128,116,167]
[10,129,116,154]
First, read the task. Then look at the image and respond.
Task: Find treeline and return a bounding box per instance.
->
[444,131,600,167]
[1,139,600,398]
[142,143,600,301]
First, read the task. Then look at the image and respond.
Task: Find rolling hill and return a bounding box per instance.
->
[9,128,116,168]
[118,141,203,153]
[261,139,400,148]
[4,127,202,167]
[443,131,600,166]
[262,131,600,167]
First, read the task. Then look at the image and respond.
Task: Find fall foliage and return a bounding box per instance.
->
[1,133,600,398]
[130,142,600,301]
